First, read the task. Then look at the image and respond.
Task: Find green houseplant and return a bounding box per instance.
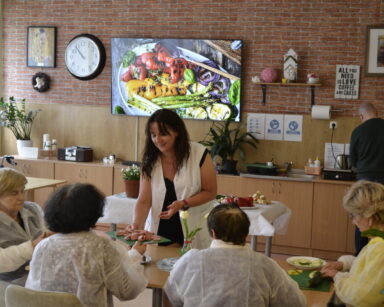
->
[0,96,41,140]
[121,164,140,198]
[200,119,258,174]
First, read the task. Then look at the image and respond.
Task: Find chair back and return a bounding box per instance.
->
[0,281,10,307]
[5,284,83,307]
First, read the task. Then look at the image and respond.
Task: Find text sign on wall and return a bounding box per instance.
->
[334,65,360,99]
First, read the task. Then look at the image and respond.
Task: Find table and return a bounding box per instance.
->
[98,194,291,256]
[25,177,67,202]
[143,245,332,307]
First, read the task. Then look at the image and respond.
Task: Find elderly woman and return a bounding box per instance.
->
[321,180,384,306]
[26,183,148,307]
[0,168,45,285]
[164,204,306,307]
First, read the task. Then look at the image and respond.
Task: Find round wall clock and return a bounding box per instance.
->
[64,33,106,80]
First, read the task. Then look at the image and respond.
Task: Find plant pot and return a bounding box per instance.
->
[124,179,140,198]
[16,140,33,156]
[220,160,238,174]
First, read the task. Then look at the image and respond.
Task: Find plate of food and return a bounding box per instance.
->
[106,230,171,246]
[115,40,239,120]
[286,256,326,270]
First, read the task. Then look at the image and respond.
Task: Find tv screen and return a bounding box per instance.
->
[111,38,242,121]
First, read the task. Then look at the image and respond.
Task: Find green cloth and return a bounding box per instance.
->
[105,231,171,246]
[288,270,331,292]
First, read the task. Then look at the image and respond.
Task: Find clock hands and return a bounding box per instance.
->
[75,45,86,60]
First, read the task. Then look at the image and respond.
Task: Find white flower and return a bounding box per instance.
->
[180,210,189,219]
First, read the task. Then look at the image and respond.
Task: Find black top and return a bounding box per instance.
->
[350,118,384,180]
[157,149,208,245]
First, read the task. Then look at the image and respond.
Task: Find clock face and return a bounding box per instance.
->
[65,34,106,80]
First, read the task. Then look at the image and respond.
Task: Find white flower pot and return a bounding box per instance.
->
[16,140,33,156]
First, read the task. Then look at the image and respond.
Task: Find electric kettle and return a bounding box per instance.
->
[335,154,350,170]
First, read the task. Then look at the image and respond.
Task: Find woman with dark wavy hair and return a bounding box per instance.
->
[126,109,217,248]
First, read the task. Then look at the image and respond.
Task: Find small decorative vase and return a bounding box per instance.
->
[180,239,192,256]
[124,179,140,198]
[16,139,33,156]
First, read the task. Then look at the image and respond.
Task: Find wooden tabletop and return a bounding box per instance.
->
[25,177,66,191]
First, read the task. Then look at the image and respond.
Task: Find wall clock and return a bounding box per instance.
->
[64,33,106,80]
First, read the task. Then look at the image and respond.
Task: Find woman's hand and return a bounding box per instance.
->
[159,200,183,219]
[320,261,343,278]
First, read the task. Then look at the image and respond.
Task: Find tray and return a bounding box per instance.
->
[106,231,171,246]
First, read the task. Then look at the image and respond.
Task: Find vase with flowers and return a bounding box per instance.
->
[0,96,41,154]
[121,164,140,198]
[179,210,203,256]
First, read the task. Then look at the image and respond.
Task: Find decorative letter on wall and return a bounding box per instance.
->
[283,49,298,82]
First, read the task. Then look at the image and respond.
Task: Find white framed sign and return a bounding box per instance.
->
[334,65,360,99]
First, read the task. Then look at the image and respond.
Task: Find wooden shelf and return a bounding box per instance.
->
[254,82,321,105]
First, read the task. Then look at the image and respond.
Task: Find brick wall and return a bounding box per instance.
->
[2,0,384,116]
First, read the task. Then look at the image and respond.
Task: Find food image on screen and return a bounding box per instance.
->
[111,38,242,121]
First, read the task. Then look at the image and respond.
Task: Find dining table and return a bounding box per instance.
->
[142,245,333,307]
[98,193,292,257]
[25,176,67,202]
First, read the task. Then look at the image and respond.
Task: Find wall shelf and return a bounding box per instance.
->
[254,82,321,106]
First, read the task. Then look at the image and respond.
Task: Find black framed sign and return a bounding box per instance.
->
[365,24,384,76]
[27,26,56,68]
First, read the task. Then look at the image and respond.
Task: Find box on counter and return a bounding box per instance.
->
[305,166,322,175]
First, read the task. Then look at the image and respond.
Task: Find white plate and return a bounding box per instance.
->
[286,256,326,270]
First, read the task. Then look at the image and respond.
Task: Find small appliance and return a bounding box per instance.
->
[58,146,93,162]
[335,154,351,170]
[323,168,356,181]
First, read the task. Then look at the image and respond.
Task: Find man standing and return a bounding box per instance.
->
[349,102,384,254]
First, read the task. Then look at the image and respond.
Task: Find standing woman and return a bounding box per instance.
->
[0,168,45,285]
[128,109,217,248]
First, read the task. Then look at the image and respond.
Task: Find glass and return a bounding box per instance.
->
[180,239,192,256]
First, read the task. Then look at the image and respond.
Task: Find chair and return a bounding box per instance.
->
[0,280,10,307]
[5,284,83,307]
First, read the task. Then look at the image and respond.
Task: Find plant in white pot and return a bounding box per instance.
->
[0,96,41,154]
[200,119,258,174]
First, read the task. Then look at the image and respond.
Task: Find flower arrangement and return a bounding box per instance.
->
[0,97,41,140]
[179,210,203,255]
[121,164,140,181]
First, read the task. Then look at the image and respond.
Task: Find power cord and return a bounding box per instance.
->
[330,125,342,169]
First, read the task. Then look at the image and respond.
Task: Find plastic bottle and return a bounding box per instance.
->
[314,157,321,168]
[51,139,57,150]
[307,158,313,167]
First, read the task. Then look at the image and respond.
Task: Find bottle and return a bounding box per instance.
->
[51,139,57,150]
[314,157,321,168]
[43,134,51,150]
[307,158,313,167]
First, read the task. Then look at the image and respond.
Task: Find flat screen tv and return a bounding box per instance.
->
[111,38,242,121]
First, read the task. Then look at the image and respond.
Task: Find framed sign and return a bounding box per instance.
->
[365,24,384,76]
[27,26,56,68]
[335,65,360,99]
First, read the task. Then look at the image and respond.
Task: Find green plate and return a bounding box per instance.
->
[106,231,171,246]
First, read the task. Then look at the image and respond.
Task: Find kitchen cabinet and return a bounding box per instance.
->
[311,182,353,252]
[113,165,125,194]
[55,162,113,196]
[13,158,55,206]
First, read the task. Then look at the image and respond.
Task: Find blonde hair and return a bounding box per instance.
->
[0,168,27,197]
[343,180,384,225]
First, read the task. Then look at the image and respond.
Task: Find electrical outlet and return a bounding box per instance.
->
[329,121,337,129]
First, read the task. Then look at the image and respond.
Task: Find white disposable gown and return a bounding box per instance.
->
[165,240,306,307]
[26,231,148,307]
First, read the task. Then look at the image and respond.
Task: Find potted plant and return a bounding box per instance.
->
[0,96,41,154]
[121,164,141,198]
[200,119,258,174]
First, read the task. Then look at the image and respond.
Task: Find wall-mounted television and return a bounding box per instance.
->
[111,38,242,121]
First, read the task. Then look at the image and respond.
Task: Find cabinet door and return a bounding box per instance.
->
[312,183,351,252]
[217,175,244,195]
[113,165,125,194]
[55,163,113,196]
[273,181,314,248]
[241,177,274,199]
[13,159,55,206]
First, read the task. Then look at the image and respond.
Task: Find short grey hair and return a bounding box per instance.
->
[343,180,384,225]
[0,168,27,197]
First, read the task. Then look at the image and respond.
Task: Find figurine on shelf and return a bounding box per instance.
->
[283,49,298,82]
[307,73,319,84]
[251,75,261,83]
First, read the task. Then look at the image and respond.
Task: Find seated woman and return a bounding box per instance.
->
[164,204,306,307]
[0,168,45,285]
[321,180,384,306]
[26,183,148,307]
